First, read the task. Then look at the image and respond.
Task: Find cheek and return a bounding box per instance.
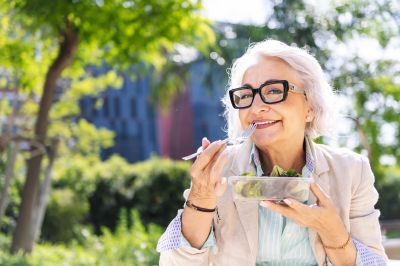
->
[282,98,308,121]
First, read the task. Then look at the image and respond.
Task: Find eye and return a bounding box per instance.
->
[240,93,253,99]
[267,89,283,95]
[233,88,253,99]
[264,87,284,95]
[261,83,285,95]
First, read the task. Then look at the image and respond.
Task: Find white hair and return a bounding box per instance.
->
[222,39,338,140]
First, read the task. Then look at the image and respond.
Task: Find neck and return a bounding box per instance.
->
[258,138,306,175]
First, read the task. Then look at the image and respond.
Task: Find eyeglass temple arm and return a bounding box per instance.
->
[289,83,307,97]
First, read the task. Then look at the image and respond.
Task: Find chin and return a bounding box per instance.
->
[251,133,281,148]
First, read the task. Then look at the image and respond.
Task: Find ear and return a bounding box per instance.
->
[305,107,314,122]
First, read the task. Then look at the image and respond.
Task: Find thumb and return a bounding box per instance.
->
[201,137,211,150]
[215,177,228,197]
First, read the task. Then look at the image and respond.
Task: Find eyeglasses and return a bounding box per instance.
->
[229,79,306,109]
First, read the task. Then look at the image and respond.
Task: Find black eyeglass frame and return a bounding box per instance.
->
[228,79,306,109]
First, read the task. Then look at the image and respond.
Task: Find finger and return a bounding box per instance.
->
[310,182,331,207]
[281,198,310,212]
[191,140,224,174]
[201,137,210,149]
[209,148,228,183]
[259,200,296,219]
[203,141,227,174]
[215,177,228,197]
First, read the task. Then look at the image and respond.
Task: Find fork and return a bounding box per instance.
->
[182,123,257,160]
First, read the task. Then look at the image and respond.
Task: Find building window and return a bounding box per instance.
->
[136,75,142,94]
[103,96,109,117]
[121,119,127,139]
[146,104,154,119]
[91,98,98,117]
[130,97,137,118]
[114,96,120,117]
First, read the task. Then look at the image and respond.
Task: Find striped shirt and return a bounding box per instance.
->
[253,137,317,265]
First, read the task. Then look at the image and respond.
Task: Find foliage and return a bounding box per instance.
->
[43,155,191,238]
[386,230,400,239]
[94,209,161,265]
[30,154,132,240]
[0,0,215,100]
[0,209,161,265]
[132,156,191,227]
[0,150,26,235]
[0,121,116,236]
[86,155,136,233]
[40,188,89,243]
[0,179,22,235]
[376,166,400,220]
[89,156,191,231]
[1,0,215,251]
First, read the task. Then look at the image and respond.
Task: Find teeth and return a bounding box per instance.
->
[255,121,277,125]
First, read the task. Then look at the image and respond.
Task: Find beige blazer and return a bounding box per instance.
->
[160,140,388,265]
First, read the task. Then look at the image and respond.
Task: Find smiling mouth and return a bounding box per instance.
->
[254,121,279,125]
[254,120,280,128]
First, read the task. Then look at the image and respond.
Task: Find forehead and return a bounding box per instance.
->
[242,56,303,87]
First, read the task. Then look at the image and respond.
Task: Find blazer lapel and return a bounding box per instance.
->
[307,140,330,204]
[308,143,331,265]
[228,140,259,263]
[234,200,259,262]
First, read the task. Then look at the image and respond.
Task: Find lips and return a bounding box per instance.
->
[253,120,281,129]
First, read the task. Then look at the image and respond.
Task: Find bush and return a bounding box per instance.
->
[93,209,161,265]
[132,156,191,227]
[89,156,191,230]
[376,178,400,220]
[0,209,161,266]
[41,188,89,243]
[87,156,137,234]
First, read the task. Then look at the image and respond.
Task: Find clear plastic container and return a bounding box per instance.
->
[229,176,311,202]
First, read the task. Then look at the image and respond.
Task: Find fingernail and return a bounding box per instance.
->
[260,201,270,208]
[221,177,227,185]
[283,199,292,205]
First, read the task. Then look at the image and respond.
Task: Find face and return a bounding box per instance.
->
[238,56,313,149]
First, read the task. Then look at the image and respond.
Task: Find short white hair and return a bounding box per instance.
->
[222,39,337,140]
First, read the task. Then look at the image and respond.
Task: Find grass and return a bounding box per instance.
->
[385,230,400,239]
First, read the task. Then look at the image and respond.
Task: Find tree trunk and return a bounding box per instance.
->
[32,137,59,242]
[11,23,79,254]
[0,142,19,225]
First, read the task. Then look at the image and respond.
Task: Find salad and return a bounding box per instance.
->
[232,166,309,201]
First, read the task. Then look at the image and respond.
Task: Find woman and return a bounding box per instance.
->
[157,40,388,265]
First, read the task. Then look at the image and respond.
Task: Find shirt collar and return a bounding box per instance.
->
[249,136,315,177]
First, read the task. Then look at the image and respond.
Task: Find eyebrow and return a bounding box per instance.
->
[241,79,284,88]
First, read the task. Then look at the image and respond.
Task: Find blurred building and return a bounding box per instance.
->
[80,60,226,163]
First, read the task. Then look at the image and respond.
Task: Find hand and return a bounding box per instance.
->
[188,137,228,207]
[260,182,349,246]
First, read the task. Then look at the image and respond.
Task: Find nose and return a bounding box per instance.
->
[251,93,271,112]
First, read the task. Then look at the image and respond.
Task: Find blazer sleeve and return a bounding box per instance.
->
[349,156,388,261]
[158,188,212,266]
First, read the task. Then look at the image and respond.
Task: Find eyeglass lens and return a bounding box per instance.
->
[232,82,285,108]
